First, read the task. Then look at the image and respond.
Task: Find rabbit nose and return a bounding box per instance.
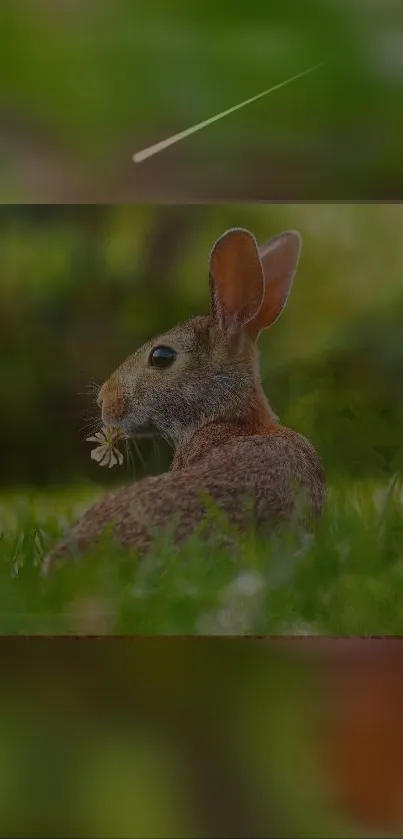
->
[97,379,127,423]
[97,382,110,409]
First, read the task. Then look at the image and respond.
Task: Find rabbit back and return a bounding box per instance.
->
[43,428,325,573]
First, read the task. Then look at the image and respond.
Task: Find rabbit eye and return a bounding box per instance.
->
[149,345,177,369]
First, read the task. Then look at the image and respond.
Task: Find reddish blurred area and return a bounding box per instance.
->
[320,639,403,832]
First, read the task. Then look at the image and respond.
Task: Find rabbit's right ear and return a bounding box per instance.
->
[209,228,264,332]
[247,230,302,338]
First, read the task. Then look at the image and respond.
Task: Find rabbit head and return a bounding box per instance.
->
[97,228,301,446]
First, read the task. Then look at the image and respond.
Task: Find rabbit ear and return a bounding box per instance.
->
[246,230,302,338]
[209,228,265,332]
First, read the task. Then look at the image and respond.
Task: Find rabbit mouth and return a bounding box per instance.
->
[119,417,159,438]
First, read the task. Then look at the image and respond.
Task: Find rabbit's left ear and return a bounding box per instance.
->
[209,228,264,333]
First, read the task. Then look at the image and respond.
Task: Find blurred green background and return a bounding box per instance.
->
[1,0,403,200]
[2,202,403,490]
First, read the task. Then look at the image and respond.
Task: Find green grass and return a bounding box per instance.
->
[1,477,403,635]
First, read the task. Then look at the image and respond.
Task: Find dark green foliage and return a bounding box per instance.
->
[1,478,403,635]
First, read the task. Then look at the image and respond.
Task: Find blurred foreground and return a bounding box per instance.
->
[1,638,403,837]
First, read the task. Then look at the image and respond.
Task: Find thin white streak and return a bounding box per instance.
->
[133,62,325,164]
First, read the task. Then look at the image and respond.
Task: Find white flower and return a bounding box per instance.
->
[86,427,126,469]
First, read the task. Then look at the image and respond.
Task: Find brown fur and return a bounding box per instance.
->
[43,227,325,574]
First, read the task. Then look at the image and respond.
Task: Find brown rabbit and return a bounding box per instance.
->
[43,227,325,574]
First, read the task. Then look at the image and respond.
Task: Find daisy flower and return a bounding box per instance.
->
[86,426,126,468]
